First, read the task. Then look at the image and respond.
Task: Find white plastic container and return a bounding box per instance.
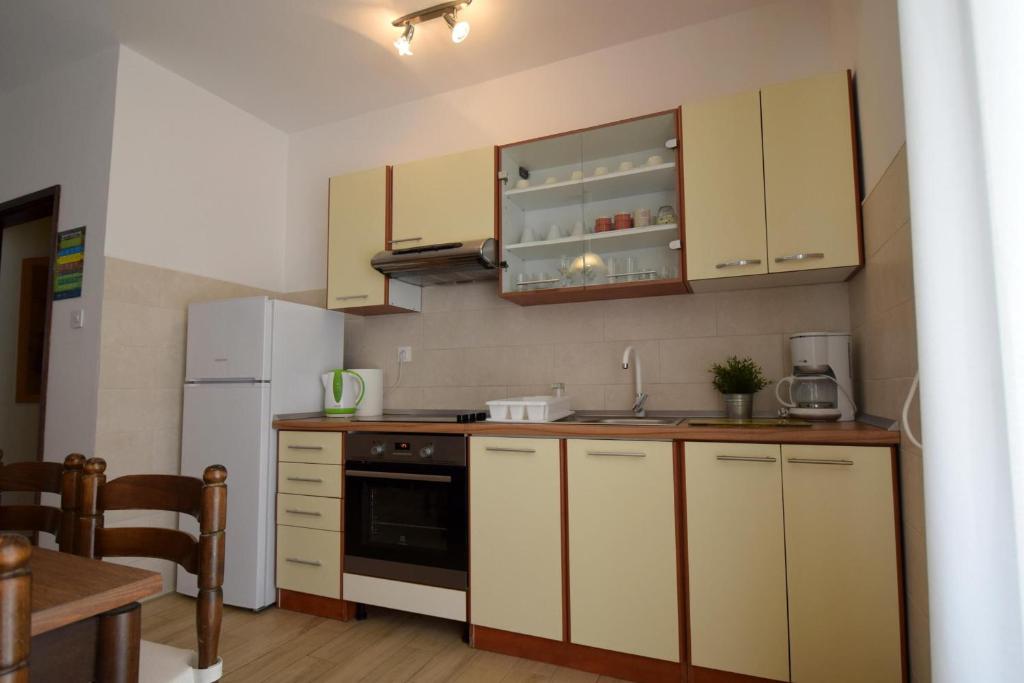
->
[486,395,572,423]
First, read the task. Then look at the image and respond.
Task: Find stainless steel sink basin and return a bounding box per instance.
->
[557,412,685,426]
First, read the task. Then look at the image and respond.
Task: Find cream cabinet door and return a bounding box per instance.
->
[683,90,768,281]
[783,445,902,683]
[566,439,679,662]
[762,71,860,273]
[685,442,790,681]
[392,147,495,246]
[469,437,562,641]
[328,167,388,309]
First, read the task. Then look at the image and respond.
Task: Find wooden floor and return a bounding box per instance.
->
[142,594,630,682]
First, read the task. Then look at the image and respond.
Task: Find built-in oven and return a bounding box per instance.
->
[344,433,467,591]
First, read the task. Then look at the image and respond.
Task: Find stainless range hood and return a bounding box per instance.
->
[371,238,498,285]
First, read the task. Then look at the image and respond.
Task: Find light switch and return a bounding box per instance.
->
[70,309,85,329]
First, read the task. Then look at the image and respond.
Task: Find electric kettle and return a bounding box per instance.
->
[321,369,365,418]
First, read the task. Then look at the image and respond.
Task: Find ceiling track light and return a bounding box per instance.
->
[392,0,472,55]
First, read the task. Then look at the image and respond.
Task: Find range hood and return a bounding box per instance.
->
[371,238,498,286]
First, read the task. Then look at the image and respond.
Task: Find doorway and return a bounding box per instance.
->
[0,186,60,466]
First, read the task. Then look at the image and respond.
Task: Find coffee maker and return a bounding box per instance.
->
[776,332,855,421]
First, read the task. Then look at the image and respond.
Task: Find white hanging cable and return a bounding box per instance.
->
[901,373,923,449]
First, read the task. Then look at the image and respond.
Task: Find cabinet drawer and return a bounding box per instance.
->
[279,462,342,498]
[277,493,342,532]
[276,526,341,599]
[279,431,343,465]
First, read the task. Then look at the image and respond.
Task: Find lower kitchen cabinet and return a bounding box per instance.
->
[782,445,903,683]
[685,442,789,681]
[566,439,679,663]
[276,525,342,599]
[684,441,903,682]
[469,436,562,641]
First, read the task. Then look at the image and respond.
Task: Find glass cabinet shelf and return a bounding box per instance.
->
[497,110,684,302]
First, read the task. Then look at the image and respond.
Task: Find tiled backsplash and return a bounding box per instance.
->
[344,281,851,415]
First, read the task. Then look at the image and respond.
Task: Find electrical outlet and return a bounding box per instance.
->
[70,309,85,329]
[398,346,412,363]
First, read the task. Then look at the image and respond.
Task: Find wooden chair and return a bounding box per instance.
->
[77,458,227,683]
[0,534,32,683]
[0,451,85,551]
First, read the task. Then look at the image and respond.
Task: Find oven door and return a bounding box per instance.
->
[344,460,467,590]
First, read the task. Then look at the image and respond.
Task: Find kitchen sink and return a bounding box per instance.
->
[557,412,685,426]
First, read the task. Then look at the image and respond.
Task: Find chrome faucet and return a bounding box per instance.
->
[622,346,648,418]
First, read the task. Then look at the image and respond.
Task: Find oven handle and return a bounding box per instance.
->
[345,470,452,483]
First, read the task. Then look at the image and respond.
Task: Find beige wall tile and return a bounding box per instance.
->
[279,288,327,308]
[552,340,661,386]
[605,382,721,413]
[660,335,784,385]
[716,284,851,337]
[862,146,910,257]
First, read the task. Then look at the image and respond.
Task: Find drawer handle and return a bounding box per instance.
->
[715,258,762,269]
[285,557,322,567]
[286,476,324,483]
[716,455,777,463]
[346,470,451,483]
[787,458,854,466]
[484,446,537,454]
[774,252,825,263]
[287,445,324,451]
[335,294,369,301]
[586,450,646,458]
[284,509,322,517]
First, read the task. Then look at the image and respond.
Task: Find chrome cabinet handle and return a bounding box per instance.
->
[485,446,537,454]
[516,278,561,286]
[284,509,322,516]
[285,557,322,567]
[787,458,854,466]
[286,476,324,483]
[287,445,324,451]
[335,294,369,301]
[606,270,658,279]
[774,252,825,263]
[586,450,646,458]
[716,455,777,463]
[346,470,452,483]
[387,237,422,245]
[715,258,762,269]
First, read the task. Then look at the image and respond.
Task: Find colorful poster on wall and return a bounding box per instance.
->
[54,226,85,300]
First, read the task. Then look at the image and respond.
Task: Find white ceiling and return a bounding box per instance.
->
[3,0,776,132]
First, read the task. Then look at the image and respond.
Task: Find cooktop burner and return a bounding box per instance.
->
[349,409,487,424]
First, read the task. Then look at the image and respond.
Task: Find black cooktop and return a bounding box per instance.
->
[350,409,487,424]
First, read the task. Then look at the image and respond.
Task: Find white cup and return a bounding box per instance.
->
[521,225,537,243]
[546,224,562,241]
[515,179,530,189]
[618,161,635,172]
[545,176,558,185]
[570,170,584,181]
[646,155,664,166]
[570,221,584,237]
[593,166,608,177]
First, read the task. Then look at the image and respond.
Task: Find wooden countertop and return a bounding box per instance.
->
[272,416,900,446]
[30,547,163,636]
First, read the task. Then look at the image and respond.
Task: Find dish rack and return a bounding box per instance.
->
[486,395,573,423]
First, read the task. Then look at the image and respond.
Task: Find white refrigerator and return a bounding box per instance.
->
[176,297,344,610]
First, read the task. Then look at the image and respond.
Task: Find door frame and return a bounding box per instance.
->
[0,185,61,461]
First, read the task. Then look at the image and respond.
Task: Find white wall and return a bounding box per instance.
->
[105,47,289,292]
[0,46,119,465]
[0,219,51,464]
[283,0,835,292]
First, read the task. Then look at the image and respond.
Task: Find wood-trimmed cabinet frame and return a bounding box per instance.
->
[495,109,689,306]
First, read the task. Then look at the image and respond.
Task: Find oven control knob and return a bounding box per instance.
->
[419,444,435,459]
[370,443,385,456]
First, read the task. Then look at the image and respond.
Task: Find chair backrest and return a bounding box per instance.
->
[76,458,227,669]
[0,534,31,683]
[0,452,85,552]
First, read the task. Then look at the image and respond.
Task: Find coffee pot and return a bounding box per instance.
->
[776,333,856,421]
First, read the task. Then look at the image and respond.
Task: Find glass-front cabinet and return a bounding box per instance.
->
[497,110,685,303]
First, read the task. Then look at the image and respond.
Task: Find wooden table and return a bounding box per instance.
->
[29,548,163,683]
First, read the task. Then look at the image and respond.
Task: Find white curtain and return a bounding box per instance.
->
[898,0,1024,680]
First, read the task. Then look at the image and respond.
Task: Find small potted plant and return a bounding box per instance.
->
[709,356,770,420]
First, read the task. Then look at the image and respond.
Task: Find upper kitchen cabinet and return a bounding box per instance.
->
[391,146,496,247]
[498,110,686,305]
[682,90,768,282]
[327,167,421,315]
[762,71,861,275]
[685,71,863,291]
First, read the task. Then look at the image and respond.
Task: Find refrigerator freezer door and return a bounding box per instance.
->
[186,297,272,381]
[270,300,345,416]
[178,382,273,609]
